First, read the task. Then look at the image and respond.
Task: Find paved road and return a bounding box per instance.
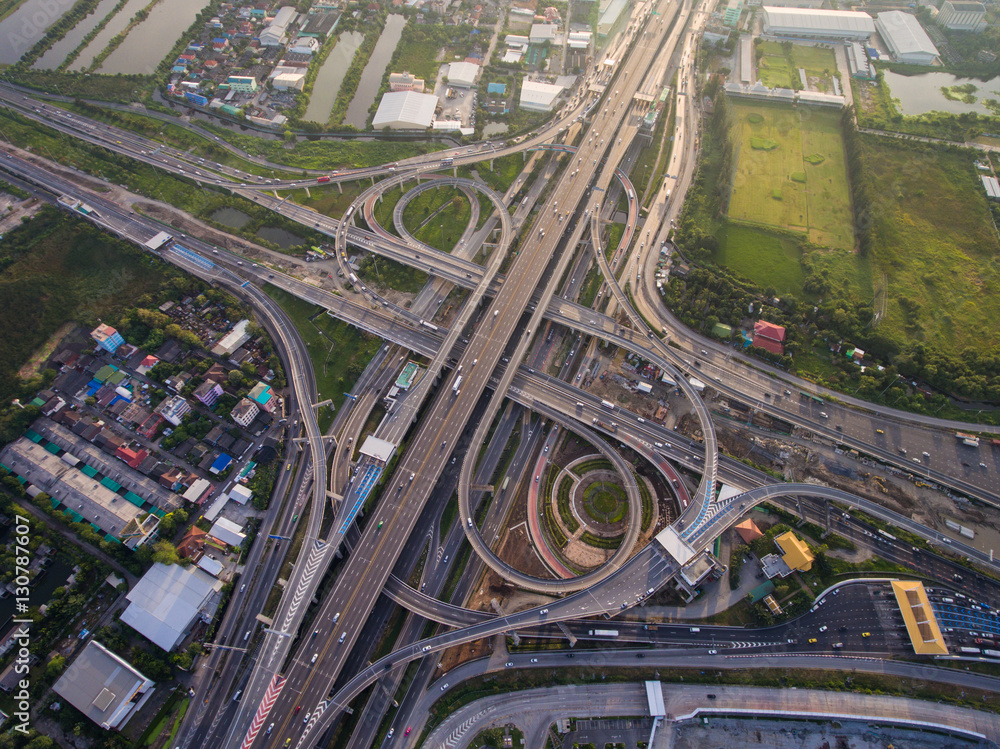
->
[421,682,1000,749]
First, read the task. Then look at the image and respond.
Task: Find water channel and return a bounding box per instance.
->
[98,0,211,74]
[303,30,364,124]
[33,0,118,69]
[881,70,1000,117]
[344,13,405,129]
[0,0,78,65]
[68,0,146,71]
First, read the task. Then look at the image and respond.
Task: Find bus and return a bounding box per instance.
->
[799,390,824,405]
[317,175,331,183]
[601,400,615,410]
[501,476,510,492]
[877,529,897,542]
[956,432,980,447]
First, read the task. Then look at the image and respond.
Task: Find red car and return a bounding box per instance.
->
[404,728,411,737]
[294,705,301,714]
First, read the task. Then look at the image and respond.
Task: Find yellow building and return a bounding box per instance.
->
[891,580,948,656]
[775,531,814,572]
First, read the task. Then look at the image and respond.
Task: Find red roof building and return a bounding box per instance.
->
[115,445,149,469]
[137,413,163,440]
[752,320,786,356]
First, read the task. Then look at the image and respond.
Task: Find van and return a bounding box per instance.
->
[243,630,250,642]
[832,642,843,649]
[339,632,346,644]
[820,412,829,419]
[311,653,318,664]
[233,690,242,702]
[333,612,340,624]
[467,518,473,527]
[689,627,700,633]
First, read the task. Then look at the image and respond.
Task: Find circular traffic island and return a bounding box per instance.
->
[575,472,628,538]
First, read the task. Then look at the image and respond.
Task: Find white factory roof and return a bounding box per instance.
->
[447,61,479,87]
[120,563,220,651]
[502,49,524,64]
[53,641,155,730]
[763,6,875,35]
[519,80,563,111]
[372,91,438,129]
[210,517,246,547]
[876,11,938,59]
[529,23,558,43]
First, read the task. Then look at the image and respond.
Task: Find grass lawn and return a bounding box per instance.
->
[713,224,804,295]
[756,41,838,92]
[728,101,854,251]
[404,185,473,252]
[369,185,404,236]
[297,182,366,218]
[863,137,1000,353]
[262,284,381,406]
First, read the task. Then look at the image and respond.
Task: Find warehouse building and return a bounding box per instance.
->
[876,11,939,65]
[937,1,986,32]
[259,5,297,46]
[53,641,155,731]
[120,563,223,651]
[762,7,875,40]
[446,61,479,88]
[519,80,563,112]
[372,91,438,130]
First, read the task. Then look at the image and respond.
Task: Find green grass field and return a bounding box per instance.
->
[728,101,854,251]
[713,224,804,295]
[864,138,1000,353]
[756,41,838,92]
[402,185,472,253]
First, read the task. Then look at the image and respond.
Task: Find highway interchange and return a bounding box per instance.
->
[4,0,1000,745]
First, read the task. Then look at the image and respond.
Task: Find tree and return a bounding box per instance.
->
[44,654,67,680]
[228,370,245,388]
[151,539,181,566]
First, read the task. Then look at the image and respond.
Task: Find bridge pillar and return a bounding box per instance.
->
[489,159,494,171]
[795,495,804,523]
[337,182,342,194]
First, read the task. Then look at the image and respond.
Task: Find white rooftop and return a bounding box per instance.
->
[763,6,875,34]
[372,91,438,129]
[876,11,939,58]
[210,517,246,547]
[120,563,220,651]
[529,23,558,43]
[447,61,479,87]
[655,526,696,564]
[360,435,396,463]
[520,80,563,111]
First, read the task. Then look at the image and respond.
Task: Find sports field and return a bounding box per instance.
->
[727,101,854,251]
